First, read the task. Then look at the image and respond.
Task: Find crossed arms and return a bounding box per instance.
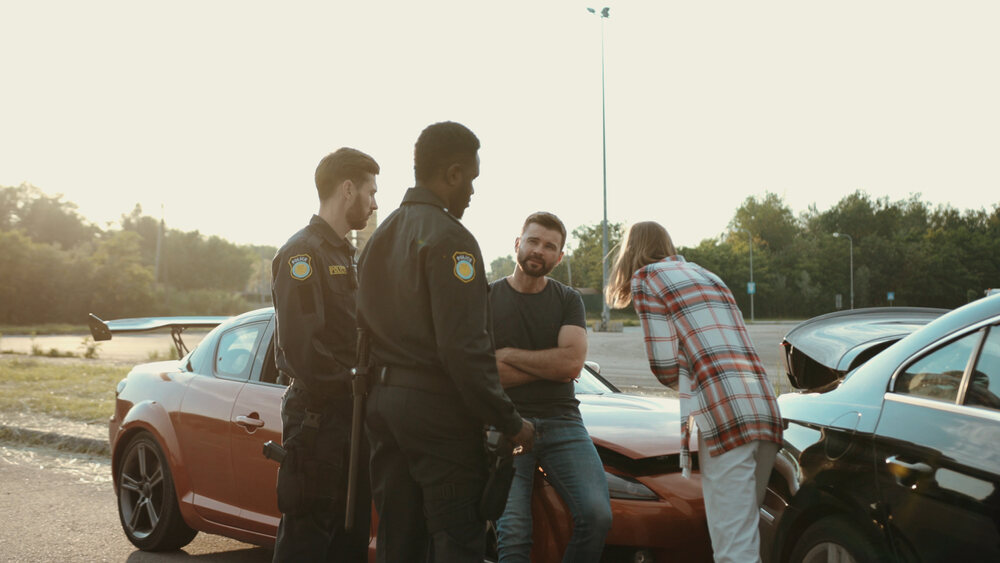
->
[495,324,588,388]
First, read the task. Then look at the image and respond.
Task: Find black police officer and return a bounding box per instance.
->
[357,122,535,562]
[271,147,379,562]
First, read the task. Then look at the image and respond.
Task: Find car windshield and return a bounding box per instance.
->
[574,366,617,395]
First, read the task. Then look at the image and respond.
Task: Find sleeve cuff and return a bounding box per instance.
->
[500,413,525,437]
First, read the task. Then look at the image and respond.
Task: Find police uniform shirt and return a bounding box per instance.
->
[271,214,358,396]
[357,186,523,436]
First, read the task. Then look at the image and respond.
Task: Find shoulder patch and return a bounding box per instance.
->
[452,251,476,283]
[289,254,313,280]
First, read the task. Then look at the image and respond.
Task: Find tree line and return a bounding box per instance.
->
[2,184,997,325]
[490,191,1000,318]
[0,184,273,324]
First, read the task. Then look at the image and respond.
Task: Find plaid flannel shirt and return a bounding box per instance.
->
[631,256,782,477]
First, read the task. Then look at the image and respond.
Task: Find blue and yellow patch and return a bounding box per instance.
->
[289,254,313,280]
[452,251,476,283]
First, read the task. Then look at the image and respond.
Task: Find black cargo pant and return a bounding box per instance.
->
[366,383,488,563]
[273,385,371,563]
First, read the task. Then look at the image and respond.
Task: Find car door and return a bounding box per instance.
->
[874,323,1000,562]
[177,320,266,527]
[231,320,285,534]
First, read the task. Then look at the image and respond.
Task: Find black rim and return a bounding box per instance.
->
[118,440,165,539]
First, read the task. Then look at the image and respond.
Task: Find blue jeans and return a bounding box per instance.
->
[496,416,612,563]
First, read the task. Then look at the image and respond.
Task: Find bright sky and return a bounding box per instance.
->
[2,1,998,264]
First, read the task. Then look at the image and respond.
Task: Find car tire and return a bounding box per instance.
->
[116,432,197,551]
[789,516,885,563]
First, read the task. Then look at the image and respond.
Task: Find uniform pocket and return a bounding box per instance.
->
[276,446,319,515]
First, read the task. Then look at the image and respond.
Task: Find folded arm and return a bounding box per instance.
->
[496,324,588,386]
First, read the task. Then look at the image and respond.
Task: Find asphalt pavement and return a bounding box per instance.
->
[585,321,796,395]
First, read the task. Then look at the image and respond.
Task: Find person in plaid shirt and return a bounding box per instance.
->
[606,221,782,563]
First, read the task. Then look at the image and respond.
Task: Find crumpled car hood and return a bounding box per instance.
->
[578,393,683,459]
[782,307,946,390]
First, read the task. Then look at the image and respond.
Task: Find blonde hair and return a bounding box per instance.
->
[605,221,677,308]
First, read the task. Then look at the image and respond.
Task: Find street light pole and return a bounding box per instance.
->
[588,6,610,331]
[832,232,854,309]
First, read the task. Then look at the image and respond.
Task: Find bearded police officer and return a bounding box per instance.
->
[271,147,379,562]
[357,122,535,562]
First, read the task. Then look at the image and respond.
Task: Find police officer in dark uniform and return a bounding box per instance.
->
[271,147,379,562]
[357,121,535,562]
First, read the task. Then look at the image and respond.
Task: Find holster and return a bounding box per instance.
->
[478,426,516,521]
[275,408,325,515]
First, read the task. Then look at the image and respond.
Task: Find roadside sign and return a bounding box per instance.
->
[888,291,895,302]
[747,282,756,295]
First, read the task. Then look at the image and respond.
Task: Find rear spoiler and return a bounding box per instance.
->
[87,313,230,357]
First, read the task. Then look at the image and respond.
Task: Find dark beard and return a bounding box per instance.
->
[448,186,472,219]
[347,198,369,230]
[517,254,553,278]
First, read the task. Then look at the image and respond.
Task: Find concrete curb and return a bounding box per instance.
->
[0,425,110,457]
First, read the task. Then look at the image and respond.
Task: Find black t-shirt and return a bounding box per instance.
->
[489,277,587,419]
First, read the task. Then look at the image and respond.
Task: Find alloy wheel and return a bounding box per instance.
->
[800,541,858,563]
[118,440,165,539]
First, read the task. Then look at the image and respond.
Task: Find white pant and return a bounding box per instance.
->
[698,433,780,563]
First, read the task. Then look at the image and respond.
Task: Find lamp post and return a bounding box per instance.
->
[742,228,754,322]
[587,6,611,331]
[832,232,854,309]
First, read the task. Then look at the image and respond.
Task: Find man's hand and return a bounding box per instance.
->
[508,419,535,455]
[495,347,510,363]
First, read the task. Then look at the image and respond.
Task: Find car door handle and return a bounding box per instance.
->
[234,414,265,430]
[885,455,933,487]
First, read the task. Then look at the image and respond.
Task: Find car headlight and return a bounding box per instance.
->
[606,472,658,500]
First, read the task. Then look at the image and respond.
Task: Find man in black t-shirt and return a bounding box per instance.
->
[490,212,612,562]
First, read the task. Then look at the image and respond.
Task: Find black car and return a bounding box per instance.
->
[761,296,1000,563]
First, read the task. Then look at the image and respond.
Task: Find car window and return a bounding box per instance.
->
[258,335,283,386]
[964,326,1000,411]
[215,323,264,380]
[895,330,980,403]
[185,324,224,373]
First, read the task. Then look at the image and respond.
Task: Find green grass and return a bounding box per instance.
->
[0,323,89,336]
[0,357,128,423]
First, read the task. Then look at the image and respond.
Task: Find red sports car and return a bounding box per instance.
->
[90,308,711,561]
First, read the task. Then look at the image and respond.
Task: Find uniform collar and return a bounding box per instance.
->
[308,214,354,252]
[401,186,448,209]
